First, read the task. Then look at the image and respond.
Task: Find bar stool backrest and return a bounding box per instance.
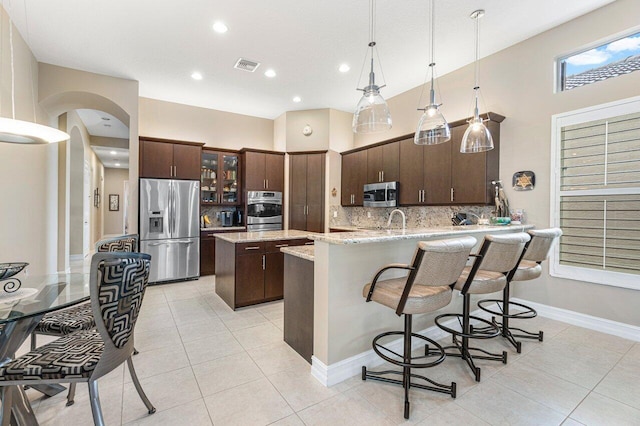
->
[479,233,531,274]
[95,234,139,253]
[413,237,478,287]
[523,228,563,263]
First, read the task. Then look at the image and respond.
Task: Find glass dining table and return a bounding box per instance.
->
[0,273,91,425]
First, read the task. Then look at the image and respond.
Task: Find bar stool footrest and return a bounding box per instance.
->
[372,331,446,368]
[434,314,500,339]
[477,299,537,319]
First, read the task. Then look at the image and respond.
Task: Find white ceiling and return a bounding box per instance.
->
[91,145,129,169]
[7,0,614,119]
[76,109,130,168]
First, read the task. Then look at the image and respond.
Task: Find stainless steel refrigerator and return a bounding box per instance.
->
[139,178,200,283]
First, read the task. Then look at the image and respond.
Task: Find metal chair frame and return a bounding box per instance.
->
[362,241,475,419]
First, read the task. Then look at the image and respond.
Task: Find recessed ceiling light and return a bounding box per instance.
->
[110,151,117,155]
[339,64,351,73]
[212,21,228,33]
[115,163,121,167]
[191,72,203,80]
[293,96,302,103]
[264,69,276,78]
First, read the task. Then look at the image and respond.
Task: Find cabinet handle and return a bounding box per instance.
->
[450,188,454,202]
[304,242,314,245]
[418,190,421,203]
[266,179,269,189]
[381,171,384,182]
[245,246,261,250]
[275,244,288,248]
[170,166,173,177]
[207,233,215,237]
[262,254,266,270]
[263,179,266,189]
[422,190,426,203]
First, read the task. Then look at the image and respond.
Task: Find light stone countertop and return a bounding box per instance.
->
[281,245,314,261]
[215,229,315,243]
[200,226,246,232]
[311,224,535,245]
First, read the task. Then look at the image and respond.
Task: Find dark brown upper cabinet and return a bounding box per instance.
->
[366,142,399,183]
[289,152,325,233]
[341,150,367,206]
[139,137,203,180]
[242,150,285,193]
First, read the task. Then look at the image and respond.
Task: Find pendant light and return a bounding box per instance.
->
[460,9,493,153]
[352,0,392,134]
[0,5,69,144]
[414,0,450,145]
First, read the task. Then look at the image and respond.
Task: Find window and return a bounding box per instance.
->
[551,97,640,290]
[558,30,640,92]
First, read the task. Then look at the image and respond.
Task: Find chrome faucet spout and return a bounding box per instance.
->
[387,209,406,230]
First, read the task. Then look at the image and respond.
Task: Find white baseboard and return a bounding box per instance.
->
[311,315,462,387]
[311,302,640,387]
[69,254,84,261]
[511,297,640,343]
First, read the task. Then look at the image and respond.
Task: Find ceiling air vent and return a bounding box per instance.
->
[234,58,260,72]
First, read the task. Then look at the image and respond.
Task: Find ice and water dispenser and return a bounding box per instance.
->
[148,211,164,232]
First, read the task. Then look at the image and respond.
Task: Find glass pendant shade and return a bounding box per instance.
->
[352,87,392,133]
[460,116,493,153]
[414,107,450,145]
[0,117,70,144]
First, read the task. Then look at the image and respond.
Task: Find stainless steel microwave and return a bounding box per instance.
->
[363,182,398,207]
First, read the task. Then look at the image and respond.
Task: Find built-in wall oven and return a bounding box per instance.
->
[246,191,283,231]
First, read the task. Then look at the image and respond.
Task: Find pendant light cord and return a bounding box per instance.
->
[9,18,15,119]
[474,12,480,91]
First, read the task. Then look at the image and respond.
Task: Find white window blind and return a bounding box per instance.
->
[552,98,640,289]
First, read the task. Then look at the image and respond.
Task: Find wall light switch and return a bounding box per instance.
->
[367,211,371,218]
[333,211,338,218]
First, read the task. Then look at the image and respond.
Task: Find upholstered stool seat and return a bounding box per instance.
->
[476,228,562,353]
[363,278,452,314]
[0,330,103,381]
[434,232,531,382]
[361,236,477,420]
[33,302,95,336]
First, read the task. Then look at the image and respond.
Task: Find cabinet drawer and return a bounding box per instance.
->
[236,242,265,254]
[201,231,218,239]
[266,240,297,252]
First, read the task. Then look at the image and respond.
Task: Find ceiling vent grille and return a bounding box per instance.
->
[234,58,260,72]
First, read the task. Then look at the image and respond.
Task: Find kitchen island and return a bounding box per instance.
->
[215,230,314,309]
[307,224,533,386]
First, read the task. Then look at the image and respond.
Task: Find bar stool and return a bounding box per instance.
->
[476,228,562,352]
[434,232,531,382]
[361,236,476,420]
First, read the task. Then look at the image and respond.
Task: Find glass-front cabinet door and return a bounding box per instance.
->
[201,151,219,204]
[221,153,239,204]
[201,150,240,205]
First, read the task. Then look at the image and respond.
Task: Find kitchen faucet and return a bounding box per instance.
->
[387,209,406,230]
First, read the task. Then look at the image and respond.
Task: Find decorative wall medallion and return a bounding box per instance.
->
[512,170,535,191]
[303,124,313,136]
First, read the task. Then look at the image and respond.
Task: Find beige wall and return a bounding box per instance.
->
[0,7,58,274]
[103,168,128,235]
[328,109,354,152]
[285,109,330,151]
[139,97,273,151]
[353,0,640,326]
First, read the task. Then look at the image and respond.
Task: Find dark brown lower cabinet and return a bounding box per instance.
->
[283,253,314,363]
[215,238,312,309]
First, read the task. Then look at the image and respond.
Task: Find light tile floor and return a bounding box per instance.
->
[20,274,640,426]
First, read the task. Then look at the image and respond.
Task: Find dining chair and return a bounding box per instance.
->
[0,252,156,426]
[433,232,531,381]
[361,236,477,419]
[29,234,139,406]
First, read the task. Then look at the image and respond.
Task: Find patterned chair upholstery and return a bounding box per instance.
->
[0,253,156,425]
[30,235,140,406]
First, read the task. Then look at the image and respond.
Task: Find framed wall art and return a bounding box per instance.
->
[109,194,119,211]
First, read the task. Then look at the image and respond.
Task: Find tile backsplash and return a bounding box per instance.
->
[201,205,241,227]
[329,205,494,229]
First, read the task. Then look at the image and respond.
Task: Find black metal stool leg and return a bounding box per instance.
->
[362,314,456,420]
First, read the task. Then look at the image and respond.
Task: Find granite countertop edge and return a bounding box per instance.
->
[312,224,535,245]
[215,229,316,243]
[281,245,315,261]
[201,226,246,232]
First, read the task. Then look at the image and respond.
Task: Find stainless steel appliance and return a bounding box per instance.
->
[221,211,233,227]
[246,191,282,231]
[139,178,200,283]
[363,182,399,207]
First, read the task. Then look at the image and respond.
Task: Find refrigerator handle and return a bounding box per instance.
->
[168,181,174,236]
